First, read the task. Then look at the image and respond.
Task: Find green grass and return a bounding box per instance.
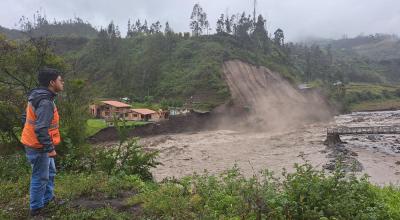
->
[86,119,107,136]
[346,83,400,94]
[55,173,145,200]
[350,97,400,111]
[0,171,146,219]
[86,119,148,137]
[345,83,400,111]
[373,185,400,219]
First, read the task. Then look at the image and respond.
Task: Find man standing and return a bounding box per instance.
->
[21,68,64,216]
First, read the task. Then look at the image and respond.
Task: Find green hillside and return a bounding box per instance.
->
[1,14,98,40]
[63,34,297,108]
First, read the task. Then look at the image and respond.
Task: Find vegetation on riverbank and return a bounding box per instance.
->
[344,83,400,112]
[1,150,399,219]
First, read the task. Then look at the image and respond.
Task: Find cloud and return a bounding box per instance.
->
[0,0,399,41]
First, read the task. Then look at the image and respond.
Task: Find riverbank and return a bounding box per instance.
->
[350,98,400,112]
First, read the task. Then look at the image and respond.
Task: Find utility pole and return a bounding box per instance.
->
[253,0,257,23]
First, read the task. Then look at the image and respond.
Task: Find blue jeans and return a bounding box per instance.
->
[25,147,56,210]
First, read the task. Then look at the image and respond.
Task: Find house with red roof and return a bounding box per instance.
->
[90,100,168,121]
[129,108,158,121]
[90,100,131,120]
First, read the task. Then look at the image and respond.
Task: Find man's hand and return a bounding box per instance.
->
[48,150,57,157]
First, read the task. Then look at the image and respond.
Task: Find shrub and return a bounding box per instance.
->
[94,137,159,180]
[131,162,392,220]
[57,137,94,172]
[282,163,389,219]
[131,167,284,219]
[93,120,160,180]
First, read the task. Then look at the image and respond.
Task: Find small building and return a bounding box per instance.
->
[129,108,158,121]
[169,107,190,116]
[90,100,131,120]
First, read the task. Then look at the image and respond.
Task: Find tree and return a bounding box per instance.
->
[150,21,162,34]
[127,19,133,37]
[235,12,253,43]
[216,14,225,34]
[252,15,269,51]
[0,35,67,152]
[143,20,150,35]
[204,19,210,35]
[164,22,173,35]
[107,21,117,38]
[190,3,208,36]
[253,15,268,39]
[115,25,121,38]
[225,15,235,34]
[273,28,284,46]
[135,19,142,34]
[164,22,176,55]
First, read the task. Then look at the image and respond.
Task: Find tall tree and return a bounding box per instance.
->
[225,15,235,34]
[235,12,253,42]
[150,21,162,34]
[107,21,117,38]
[273,28,284,46]
[115,25,121,38]
[190,3,208,36]
[253,15,268,38]
[141,20,149,34]
[164,21,173,35]
[252,15,269,51]
[216,14,225,34]
[127,19,133,37]
[135,19,142,34]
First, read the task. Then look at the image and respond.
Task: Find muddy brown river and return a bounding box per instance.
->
[140,110,400,185]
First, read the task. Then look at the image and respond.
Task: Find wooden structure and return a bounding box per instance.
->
[325,126,400,145]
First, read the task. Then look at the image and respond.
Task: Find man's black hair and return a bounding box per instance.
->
[38,68,61,87]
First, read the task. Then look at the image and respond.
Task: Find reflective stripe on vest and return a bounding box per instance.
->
[26,119,59,129]
[21,102,61,148]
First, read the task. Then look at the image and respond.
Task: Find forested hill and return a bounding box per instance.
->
[2,7,400,109]
[55,18,295,109]
[306,34,400,61]
[0,15,98,40]
[0,26,26,40]
[289,34,400,84]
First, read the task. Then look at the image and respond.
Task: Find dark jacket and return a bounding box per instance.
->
[22,87,57,152]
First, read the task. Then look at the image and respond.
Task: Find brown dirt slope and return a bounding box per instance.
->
[220,60,332,131]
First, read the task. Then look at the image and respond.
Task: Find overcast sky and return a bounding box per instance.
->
[0,0,399,41]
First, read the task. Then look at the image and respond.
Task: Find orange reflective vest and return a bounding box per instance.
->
[21,102,61,148]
